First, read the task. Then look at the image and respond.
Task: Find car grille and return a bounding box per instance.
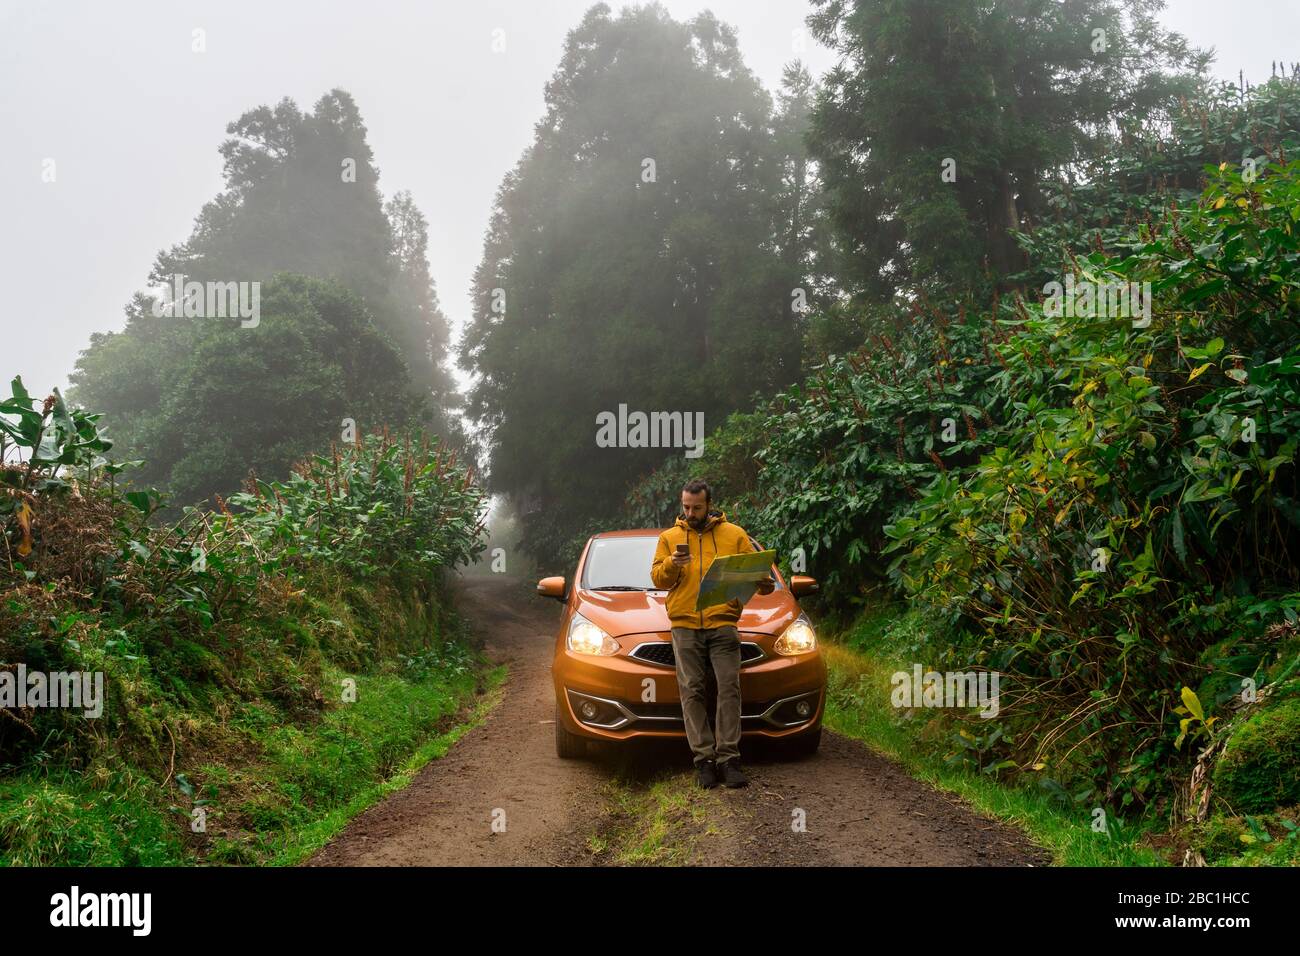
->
[628,639,765,668]
[566,687,820,730]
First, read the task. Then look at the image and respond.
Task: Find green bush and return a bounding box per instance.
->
[1,374,491,864]
[228,428,488,585]
[884,159,1300,805]
[1212,696,1300,814]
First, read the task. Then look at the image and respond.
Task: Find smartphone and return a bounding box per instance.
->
[675,543,689,555]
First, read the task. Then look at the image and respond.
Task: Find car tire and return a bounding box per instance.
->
[781,726,821,759]
[555,703,587,759]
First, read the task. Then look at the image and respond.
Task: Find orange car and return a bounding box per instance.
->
[537,529,825,759]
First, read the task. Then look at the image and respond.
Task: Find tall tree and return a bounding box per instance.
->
[71,275,416,505]
[459,2,806,562]
[773,61,837,304]
[71,90,474,503]
[806,0,1210,298]
[385,190,461,420]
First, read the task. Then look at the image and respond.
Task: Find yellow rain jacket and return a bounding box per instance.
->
[650,509,761,630]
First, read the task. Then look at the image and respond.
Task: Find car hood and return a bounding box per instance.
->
[574,588,800,637]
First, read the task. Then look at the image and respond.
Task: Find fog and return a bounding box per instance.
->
[2,0,1294,410]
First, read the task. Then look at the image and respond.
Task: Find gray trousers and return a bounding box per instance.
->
[671,625,741,766]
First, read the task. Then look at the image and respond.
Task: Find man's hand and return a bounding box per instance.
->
[671,550,690,567]
[756,575,774,595]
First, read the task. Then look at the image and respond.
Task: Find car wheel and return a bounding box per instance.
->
[781,726,821,759]
[555,703,587,759]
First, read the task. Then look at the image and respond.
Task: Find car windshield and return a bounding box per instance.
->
[580,534,782,591]
[582,536,658,590]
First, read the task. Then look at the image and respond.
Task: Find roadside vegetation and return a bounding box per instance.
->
[0,380,491,864]
[579,64,1300,865]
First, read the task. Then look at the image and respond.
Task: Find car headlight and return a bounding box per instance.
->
[774,614,817,656]
[566,612,620,656]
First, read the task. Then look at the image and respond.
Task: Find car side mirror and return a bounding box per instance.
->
[790,575,819,598]
[536,576,566,601]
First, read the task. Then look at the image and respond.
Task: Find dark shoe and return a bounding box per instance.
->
[695,759,718,789]
[718,759,748,788]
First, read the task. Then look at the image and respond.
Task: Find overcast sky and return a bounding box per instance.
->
[2,0,1297,409]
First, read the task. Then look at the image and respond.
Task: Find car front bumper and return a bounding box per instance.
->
[553,634,825,741]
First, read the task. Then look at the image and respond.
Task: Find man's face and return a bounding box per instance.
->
[681,490,709,530]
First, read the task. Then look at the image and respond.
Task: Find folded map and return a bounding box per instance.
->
[694,549,777,612]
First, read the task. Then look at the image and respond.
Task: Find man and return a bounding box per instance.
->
[650,479,774,789]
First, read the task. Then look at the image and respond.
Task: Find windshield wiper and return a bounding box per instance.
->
[589,585,650,591]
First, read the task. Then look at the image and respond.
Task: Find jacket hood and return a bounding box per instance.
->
[674,508,726,533]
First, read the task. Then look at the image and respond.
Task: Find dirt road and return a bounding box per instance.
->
[306,573,1050,866]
